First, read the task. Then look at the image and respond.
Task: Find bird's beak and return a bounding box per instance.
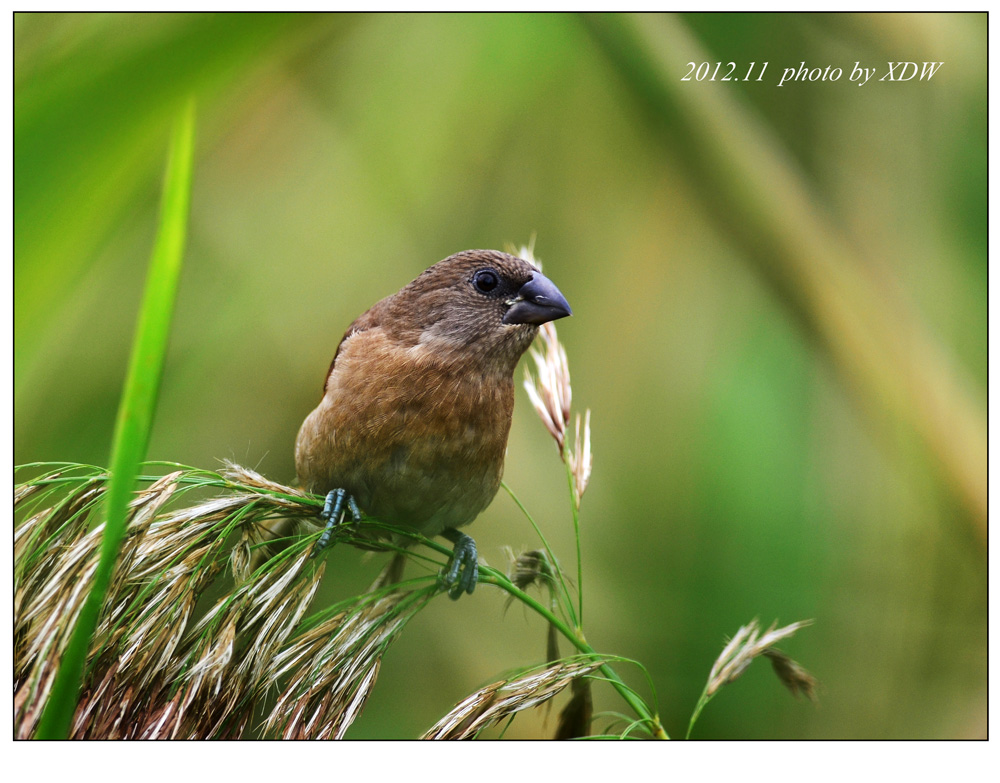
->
[502,272,572,325]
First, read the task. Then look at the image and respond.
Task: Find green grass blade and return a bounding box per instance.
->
[35,100,196,739]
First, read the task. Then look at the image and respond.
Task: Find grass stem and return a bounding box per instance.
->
[35,100,196,738]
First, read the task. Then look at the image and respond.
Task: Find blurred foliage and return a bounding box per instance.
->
[14,12,986,738]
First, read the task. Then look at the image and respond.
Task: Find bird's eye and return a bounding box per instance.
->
[473,269,500,294]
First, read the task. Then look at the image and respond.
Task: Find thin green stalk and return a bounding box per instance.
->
[36,100,196,739]
[686,686,713,740]
[501,481,579,630]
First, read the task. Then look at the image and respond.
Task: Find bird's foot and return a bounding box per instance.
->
[311,488,362,557]
[441,529,479,599]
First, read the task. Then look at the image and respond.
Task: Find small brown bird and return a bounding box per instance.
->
[295,249,572,598]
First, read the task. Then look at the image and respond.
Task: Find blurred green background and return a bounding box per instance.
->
[14,12,986,739]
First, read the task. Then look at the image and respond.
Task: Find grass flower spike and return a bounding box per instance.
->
[524,321,572,455]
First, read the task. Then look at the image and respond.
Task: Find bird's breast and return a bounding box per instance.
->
[295,333,515,537]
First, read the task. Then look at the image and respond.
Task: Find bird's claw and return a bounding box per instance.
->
[311,488,361,557]
[441,529,479,599]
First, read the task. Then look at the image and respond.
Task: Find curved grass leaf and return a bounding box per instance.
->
[35,100,196,739]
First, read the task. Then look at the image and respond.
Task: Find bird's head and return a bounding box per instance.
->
[386,249,572,372]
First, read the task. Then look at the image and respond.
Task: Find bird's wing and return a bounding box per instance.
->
[322,301,386,393]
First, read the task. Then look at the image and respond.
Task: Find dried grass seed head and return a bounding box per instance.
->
[567,408,593,507]
[421,658,605,740]
[706,618,813,697]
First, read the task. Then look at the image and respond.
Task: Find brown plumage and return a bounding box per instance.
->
[295,249,571,597]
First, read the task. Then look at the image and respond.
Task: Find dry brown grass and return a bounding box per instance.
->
[13,462,442,739]
[13,463,610,739]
